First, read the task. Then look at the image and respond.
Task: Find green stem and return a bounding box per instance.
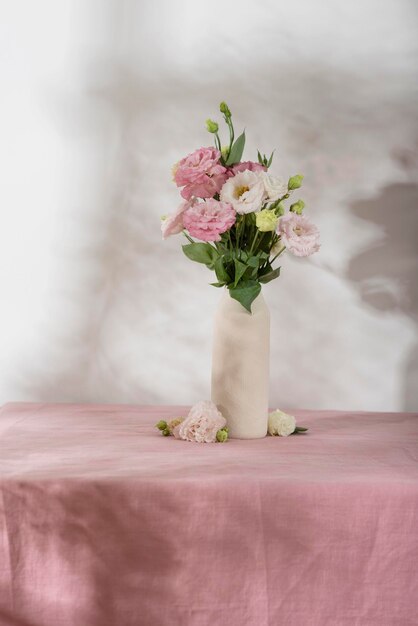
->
[183,231,195,244]
[235,218,241,250]
[227,229,233,251]
[227,118,234,153]
[236,215,245,251]
[270,246,286,265]
[249,230,259,255]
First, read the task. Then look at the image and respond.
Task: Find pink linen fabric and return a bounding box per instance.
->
[0,403,417,626]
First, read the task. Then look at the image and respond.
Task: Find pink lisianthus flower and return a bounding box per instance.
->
[161,201,191,239]
[277,213,320,257]
[177,401,226,443]
[174,147,228,200]
[183,199,236,242]
[231,161,266,174]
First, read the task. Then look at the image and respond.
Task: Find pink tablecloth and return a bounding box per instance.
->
[0,403,417,626]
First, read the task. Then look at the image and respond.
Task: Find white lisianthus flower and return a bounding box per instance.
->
[262,173,288,202]
[268,409,296,437]
[220,170,266,214]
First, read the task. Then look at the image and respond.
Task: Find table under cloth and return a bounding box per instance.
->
[0,403,417,626]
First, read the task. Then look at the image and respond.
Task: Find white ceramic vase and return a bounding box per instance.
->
[211,291,270,439]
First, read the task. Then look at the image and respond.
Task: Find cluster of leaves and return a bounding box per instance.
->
[183,213,282,312]
[257,150,275,168]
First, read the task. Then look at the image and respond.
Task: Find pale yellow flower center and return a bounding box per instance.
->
[294,226,303,236]
[234,185,250,199]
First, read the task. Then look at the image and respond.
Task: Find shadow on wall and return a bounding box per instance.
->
[13,58,369,404]
[11,0,418,407]
[346,181,418,411]
[15,62,418,407]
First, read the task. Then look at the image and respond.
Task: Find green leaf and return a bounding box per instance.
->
[293,426,309,433]
[247,255,260,268]
[259,267,281,284]
[247,255,261,278]
[257,150,263,165]
[214,256,231,284]
[210,282,225,288]
[259,262,272,275]
[233,259,248,287]
[226,130,246,165]
[182,243,218,267]
[267,150,275,168]
[228,280,261,312]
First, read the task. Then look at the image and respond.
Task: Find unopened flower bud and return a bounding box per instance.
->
[219,101,231,117]
[270,200,286,216]
[221,145,229,160]
[162,428,171,437]
[206,118,219,133]
[290,200,305,215]
[216,428,229,443]
[277,201,285,216]
[288,174,304,190]
[156,420,167,431]
[256,209,278,232]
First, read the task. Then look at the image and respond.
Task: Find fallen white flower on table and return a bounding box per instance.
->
[268,410,309,437]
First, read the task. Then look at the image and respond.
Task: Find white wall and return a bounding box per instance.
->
[1,0,417,411]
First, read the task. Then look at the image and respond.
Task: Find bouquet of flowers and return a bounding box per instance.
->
[162,102,320,312]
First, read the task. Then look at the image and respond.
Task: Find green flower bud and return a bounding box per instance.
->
[219,101,231,117]
[221,145,230,160]
[205,118,219,133]
[276,201,285,217]
[155,420,168,431]
[216,428,229,443]
[289,200,305,215]
[255,209,278,232]
[288,174,304,190]
[162,428,171,437]
[270,200,285,216]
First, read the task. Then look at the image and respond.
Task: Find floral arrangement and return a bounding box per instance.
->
[155,402,307,443]
[162,101,320,312]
